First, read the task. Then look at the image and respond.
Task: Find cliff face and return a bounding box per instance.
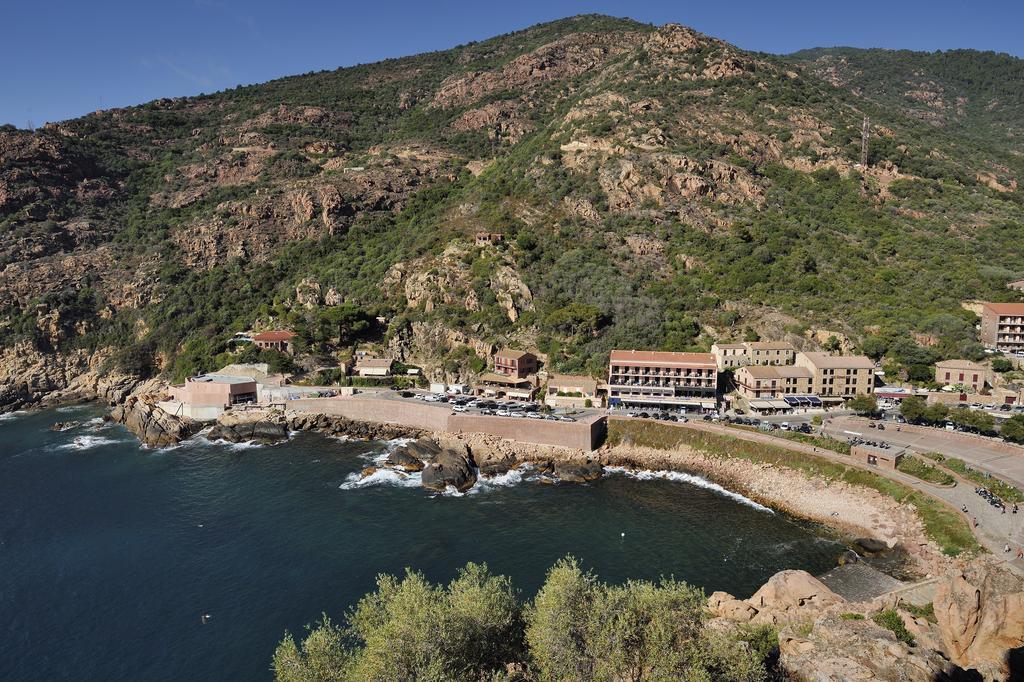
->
[710,559,1024,681]
[2,15,1024,391]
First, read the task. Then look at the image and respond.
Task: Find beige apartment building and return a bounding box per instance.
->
[607,350,717,410]
[980,302,1024,353]
[545,374,600,409]
[711,341,796,370]
[734,365,813,400]
[934,359,991,393]
[793,352,876,399]
[355,357,395,377]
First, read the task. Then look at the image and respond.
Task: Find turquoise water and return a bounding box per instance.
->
[0,404,844,681]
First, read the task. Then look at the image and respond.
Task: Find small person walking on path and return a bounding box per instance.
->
[973,517,979,528]
[1017,547,1024,560]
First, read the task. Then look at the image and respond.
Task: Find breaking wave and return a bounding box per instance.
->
[0,410,28,422]
[469,466,528,493]
[57,435,123,451]
[340,467,422,489]
[604,466,774,514]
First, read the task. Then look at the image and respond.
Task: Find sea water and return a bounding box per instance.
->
[0,405,843,681]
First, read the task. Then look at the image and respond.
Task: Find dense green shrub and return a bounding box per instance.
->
[274,558,769,682]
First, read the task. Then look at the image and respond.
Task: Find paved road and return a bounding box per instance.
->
[823,416,1024,490]
[628,417,1024,574]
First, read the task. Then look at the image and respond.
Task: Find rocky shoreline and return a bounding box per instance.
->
[36,385,949,576]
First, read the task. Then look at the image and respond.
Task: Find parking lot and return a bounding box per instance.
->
[825,415,1024,490]
[393,389,590,423]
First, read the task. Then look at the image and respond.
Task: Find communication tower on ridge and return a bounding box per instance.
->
[860,116,870,168]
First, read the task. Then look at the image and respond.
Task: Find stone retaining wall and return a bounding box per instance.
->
[286,395,605,450]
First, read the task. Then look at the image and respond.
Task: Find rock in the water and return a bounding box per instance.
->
[360,466,378,479]
[387,446,426,472]
[934,561,1024,677]
[479,460,512,477]
[206,419,288,444]
[51,421,81,432]
[421,449,477,492]
[553,459,603,483]
[110,396,199,448]
[406,437,442,461]
[252,420,288,442]
[206,424,241,443]
[854,537,888,555]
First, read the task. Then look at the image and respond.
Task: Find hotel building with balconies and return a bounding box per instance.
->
[607,350,718,410]
[980,302,1024,353]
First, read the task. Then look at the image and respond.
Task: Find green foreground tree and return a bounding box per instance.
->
[1001,415,1024,444]
[847,393,878,415]
[273,558,768,681]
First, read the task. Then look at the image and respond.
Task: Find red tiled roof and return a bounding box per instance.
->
[609,350,716,367]
[253,331,296,341]
[495,349,535,361]
[983,302,1024,315]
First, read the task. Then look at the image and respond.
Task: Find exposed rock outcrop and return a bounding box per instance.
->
[109,396,200,448]
[778,613,954,681]
[421,447,477,492]
[552,459,604,483]
[748,569,845,612]
[287,412,423,441]
[206,420,289,444]
[934,561,1024,678]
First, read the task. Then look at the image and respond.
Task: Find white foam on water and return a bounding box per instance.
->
[339,467,422,490]
[0,410,28,422]
[604,466,774,514]
[442,484,465,497]
[57,435,123,451]
[468,466,528,494]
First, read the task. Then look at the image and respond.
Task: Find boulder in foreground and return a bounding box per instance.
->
[421,449,477,492]
[553,459,603,483]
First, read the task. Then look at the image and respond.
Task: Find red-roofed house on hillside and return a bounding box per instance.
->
[253,330,296,355]
[607,350,718,411]
[980,302,1024,353]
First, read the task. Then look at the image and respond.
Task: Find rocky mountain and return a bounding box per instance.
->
[2,15,1024,400]
[791,46,1024,153]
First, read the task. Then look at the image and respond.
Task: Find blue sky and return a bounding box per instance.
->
[3,0,1022,128]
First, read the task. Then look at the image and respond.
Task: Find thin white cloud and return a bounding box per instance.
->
[156,56,216,90]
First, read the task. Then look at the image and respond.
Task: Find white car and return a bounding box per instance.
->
[451,405,467,412]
